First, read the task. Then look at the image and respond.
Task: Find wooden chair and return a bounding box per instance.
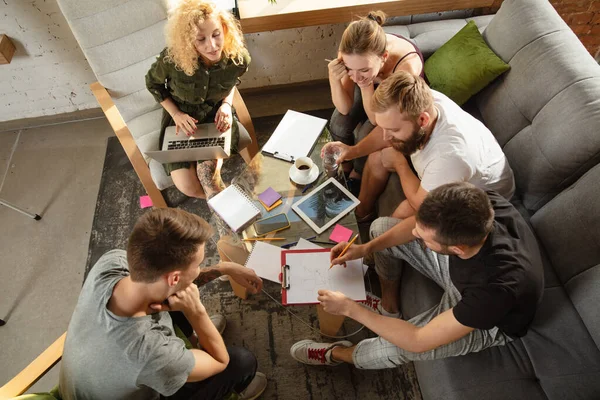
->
[57,0,259,209]
[0,333,65,399]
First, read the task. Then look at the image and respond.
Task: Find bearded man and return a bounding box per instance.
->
[320,70,515,319]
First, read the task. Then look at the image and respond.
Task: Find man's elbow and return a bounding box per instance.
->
[216,359,229,374]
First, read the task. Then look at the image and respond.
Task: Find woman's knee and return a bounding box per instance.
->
[171,167,205,199]
[329,109,357,145]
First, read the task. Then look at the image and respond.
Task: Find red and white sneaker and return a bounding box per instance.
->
[289,340,353,366]
[361,292,401,318]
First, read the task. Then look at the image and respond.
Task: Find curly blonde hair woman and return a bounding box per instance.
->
[164,0,247,76]
[146,0,252,201]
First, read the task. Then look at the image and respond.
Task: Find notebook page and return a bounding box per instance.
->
[207,185,260,232]
[244,241,282,284]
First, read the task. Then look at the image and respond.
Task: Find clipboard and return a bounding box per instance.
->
[261,110,327,163]
[279,248,366,306]
[280,249,330,305]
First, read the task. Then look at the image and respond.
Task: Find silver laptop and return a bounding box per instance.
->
[145,123,231,164]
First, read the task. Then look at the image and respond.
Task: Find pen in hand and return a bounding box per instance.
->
[329,233,359,269]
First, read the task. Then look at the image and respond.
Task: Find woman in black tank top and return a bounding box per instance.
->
[326,11,425,192]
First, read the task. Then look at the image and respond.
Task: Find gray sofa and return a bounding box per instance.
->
[378,0,600,398]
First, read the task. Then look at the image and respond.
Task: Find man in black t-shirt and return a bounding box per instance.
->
[290,182,544,369]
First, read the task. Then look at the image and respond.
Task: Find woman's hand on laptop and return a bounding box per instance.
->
[215,102,233,133]
[173,111,198,136]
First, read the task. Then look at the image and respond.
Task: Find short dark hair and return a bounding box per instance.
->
[127,208,213,282]
[416,183,494,247]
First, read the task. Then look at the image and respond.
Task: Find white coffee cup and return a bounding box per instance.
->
[293,156,313,179]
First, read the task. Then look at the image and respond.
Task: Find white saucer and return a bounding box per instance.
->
[289,164,320,185]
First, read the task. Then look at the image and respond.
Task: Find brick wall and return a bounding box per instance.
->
[481,0,600,59]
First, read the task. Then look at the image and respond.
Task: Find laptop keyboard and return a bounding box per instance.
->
[167,137,225,150]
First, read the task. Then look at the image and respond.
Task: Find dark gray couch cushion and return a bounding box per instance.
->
[414,340,546,400]
[565,265,600,349]
[474,0,600,212]
[384,16,493,59]
[531,164,600,350]
[531,164,600,285]
[520,286,600,399]
[410,281,600,400]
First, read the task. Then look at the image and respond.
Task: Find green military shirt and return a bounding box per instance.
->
[146,47,250,121]
[145,48,251,168]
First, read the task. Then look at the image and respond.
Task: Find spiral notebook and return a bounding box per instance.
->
[207,185,261,232]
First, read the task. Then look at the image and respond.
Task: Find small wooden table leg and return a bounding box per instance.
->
[216,237,250,300]
[317,304,346,336]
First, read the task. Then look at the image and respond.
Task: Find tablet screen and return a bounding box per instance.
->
[295,180,356,229]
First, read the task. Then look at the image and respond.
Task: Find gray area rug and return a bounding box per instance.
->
[85,110,422,400]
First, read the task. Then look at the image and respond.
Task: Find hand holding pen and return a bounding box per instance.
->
[329,234,361,269]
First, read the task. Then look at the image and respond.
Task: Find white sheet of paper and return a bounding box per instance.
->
[285,251,366,304]
[292,238,322,250]
[244,241,282,283]
[294,239,368,275]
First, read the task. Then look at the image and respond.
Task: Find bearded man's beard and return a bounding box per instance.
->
[389,127,427,156]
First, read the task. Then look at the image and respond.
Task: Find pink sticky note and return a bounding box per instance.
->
[329,224,353,243]
[139,195,153,209]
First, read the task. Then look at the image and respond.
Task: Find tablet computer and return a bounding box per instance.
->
[292,177,360,234]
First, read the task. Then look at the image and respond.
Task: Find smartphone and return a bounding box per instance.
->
[253,213,290,236]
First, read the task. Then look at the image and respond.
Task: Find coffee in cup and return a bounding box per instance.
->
[293,156,314,180]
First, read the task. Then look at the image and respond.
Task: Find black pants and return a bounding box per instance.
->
[166,312,257,400]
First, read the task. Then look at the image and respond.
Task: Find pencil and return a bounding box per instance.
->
[243,237,285,241]
[329,233,359,269]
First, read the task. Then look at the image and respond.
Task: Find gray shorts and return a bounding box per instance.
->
[352,217,512,369]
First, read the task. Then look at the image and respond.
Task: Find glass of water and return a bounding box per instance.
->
[322,145,341,178]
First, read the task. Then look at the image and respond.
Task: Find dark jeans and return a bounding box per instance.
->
[328,85,376,174]
[166,312,257,400]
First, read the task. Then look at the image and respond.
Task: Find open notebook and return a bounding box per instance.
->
[207,185,260,232]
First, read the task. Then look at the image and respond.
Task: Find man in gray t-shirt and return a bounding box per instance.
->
[59,209,267,400]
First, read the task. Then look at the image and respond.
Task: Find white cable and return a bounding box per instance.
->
[259,288,366,339]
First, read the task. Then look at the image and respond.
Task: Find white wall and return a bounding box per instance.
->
[0,0,98,122]
[0,0,470,123]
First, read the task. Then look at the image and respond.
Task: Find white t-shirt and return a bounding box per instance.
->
[411,90,515,199]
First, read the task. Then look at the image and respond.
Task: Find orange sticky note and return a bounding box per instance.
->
[259,198,282,212]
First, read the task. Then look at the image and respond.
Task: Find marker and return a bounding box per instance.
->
[242,237,285,242]
[301,183,314,194]
[281,235,317,249]
[309,240,336,245]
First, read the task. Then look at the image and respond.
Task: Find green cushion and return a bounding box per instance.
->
[424,20,510,105]
[13,393,57,400]
[13,385,61,400]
